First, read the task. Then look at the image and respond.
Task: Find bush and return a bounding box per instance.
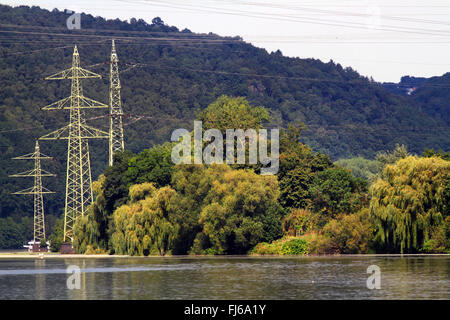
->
[280,238,309,255]
[320,209,374,254]
[251,237,309,255]
[420,224,449,253]
[48,217,63,252]
[300,209,375,255]
[282,208,317,236]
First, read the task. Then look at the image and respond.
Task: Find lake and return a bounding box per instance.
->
[0,255,448,299]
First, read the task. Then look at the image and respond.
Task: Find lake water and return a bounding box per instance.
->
[0,255,448,299]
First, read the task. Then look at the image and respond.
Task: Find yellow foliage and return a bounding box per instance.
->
[129,182,156,202]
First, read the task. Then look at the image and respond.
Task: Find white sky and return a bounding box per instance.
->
[2,0,450,82]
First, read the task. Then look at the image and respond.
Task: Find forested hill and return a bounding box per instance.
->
[0,4,448,219]
[382,74,450,125]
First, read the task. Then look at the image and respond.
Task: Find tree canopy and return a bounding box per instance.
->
[370,156,449,253]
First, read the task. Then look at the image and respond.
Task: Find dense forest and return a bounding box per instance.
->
[0,5,448,251]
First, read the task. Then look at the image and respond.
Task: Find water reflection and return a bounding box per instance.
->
[0,256,448,300]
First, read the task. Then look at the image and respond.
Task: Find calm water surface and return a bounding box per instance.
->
[0,256,448,299]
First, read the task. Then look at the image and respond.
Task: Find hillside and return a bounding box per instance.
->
[0,4,449,220]
[382,74,450,125]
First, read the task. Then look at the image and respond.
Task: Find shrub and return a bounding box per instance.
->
[251,237,309,255]
[321,209,374,254]
[280,238,309,255]
[282,208,317,236]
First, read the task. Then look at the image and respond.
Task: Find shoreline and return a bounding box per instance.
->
[0,252,449,259]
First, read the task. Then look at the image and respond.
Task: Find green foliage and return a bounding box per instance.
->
[0,216,32,249]
[48,217,63,252]
[319,209,374,254]
[197,95,270,132]
[278,123,333,209]
[423,148,450,161]
[126,143,174,188]
[174,164,282,255]
[102,151,135,216]
[72,144,175,253]
[370,156,450,253]
[279,238,309,255]
[73,211,102,254]
[420,221,449,253]
[308,167,368,217]
[1,4,449,236]
[376,144,410,168]
[251,237,309,255]
[282,208,319,237]
[111,184,179,256]
[335,157,381,182]
[260,208,374,255]
[409,73,450,125]
[3,6,447,254]
[167,164,283,255]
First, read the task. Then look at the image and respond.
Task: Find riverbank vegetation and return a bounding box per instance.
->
[65,96,449,255]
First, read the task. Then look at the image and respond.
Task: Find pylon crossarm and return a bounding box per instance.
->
[11,152,35,159]
[39,126,69,140]
[45,68,73,80]
[42,96,71,110]
[77,67,102,79]
[80,123,108,138]
[78,96,108,109]
[9,168,55,177]
[12,153,52,160]
[45,67,102,80]
[12,186,55,195]
[43,95,108,110]
[41,186,54,193]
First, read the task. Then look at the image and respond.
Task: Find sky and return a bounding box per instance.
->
[2,0,450,82]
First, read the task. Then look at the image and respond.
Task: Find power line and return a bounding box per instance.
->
[124,0,450,37]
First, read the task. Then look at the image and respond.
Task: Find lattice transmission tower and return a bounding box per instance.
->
[40,45,108,243]
[109,39,125,166]
[10,141,55,243]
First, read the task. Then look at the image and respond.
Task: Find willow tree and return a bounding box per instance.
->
[111,183,179,256]
[185,164,282,255]
[370,156,449,253]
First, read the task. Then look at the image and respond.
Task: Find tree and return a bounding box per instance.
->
[151,17,164,26]
[309,167,367,217]
[370,156,449,253]
[335,157,381,182]
[376,144,410,168]
[86,150,135,251]
[170,164,283,255]
[111,183,179,256]
[126,143,174,188]
[187,164,281,254]
[103,151,135,216]
[48,217,63,252]
[277,123,333,209]
[197,95,270,132]
[423,148,450,161]
[0,216,32,249]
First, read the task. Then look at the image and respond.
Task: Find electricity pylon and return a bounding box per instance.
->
[10,141,55,243]
[109,39,125,166]
[40,45,108,243]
